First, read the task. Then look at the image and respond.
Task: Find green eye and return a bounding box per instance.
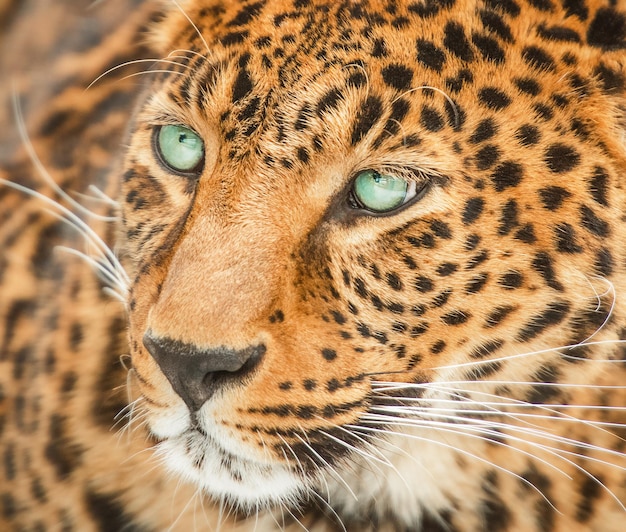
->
[352,170,417,213]
[156,125,204,173]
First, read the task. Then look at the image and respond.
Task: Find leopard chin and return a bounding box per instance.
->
[156,435,306,511]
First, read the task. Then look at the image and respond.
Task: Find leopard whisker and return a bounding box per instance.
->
[360,414,578,480]
[370,406,626,463]
[361,413,626,509]
[392,85,459,127]
[388,380,626,443]
[349,422,561,513]
[309,490,348,532]
[73,184,120,208]
[315,416,397,470]
[291,433,358,503]
[433,338,626,372]
[12,89,118,222]
[0,180,129,297]
[86,57,190,90]
[54,246,126,301]
[316,429,389,477]
[170,0,210,55]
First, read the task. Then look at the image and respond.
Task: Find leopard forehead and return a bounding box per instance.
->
[119,0,626,521]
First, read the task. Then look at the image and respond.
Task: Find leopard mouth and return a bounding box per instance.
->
[154,426,309,510]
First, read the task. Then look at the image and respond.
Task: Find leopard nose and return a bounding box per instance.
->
[142,330,266,411]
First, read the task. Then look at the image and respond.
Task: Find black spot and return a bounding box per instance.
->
[431,290,452,307]
[437,262,458,276]
[354,277,368,299]
[386,273,403,291]
[441,310,470,325]
[278,381,292,390]
[554,223,583,253]
[232,66,254,103]
[420,105,444,132]
[471,339,504,359]
[576,476,602,522]
[351,96,384,145]
[430,220,452,239]
[539,186,571,210]
[446,68,474,93]
[303,379,317,391]
[297,147,310,163]
[580,205,609,237]
[317,88,343,116]
[499,271,523,289]
[527,0,554,11]
[480,487,511,531]
[347,71,368,89]
[588,166,609,206]
[322,348,337,361]
[466,273,489,294]
[498,199,519,235]
[545,143,580,173]
[470,118,497,143]
[522,45,556,71]
[430,340,446,354]
[45,414,84,480]
[491,161,523,191]
[526,364,561,404]
[465,233,481,251]
[220,31,249,46]
[416,39,446,71]
[472,33,505,62]
[514,77,541,96]
[537,24,581,42]
[532,252,563,291]
[533,102,553,121]
[466,360,502,380]
[595,248,613,276]
[381,64,413,91]
[3,444,15,480]
[85,489,139,532]
[563,0,588,20]
[516,123,540,145]
[31,477,48,503]
[462,197,484,225]
[475,144,500,170]
[229,3,265,26]
[515,224,537,243]
[467,250,489,270]
[1,493,16,520]
[594,63,626,93]
[410,323,429,337]
[408,0,456,18]
[372,38,388,58]
[415,276,434,293]
[485,0,520,16]
[516,301,570,341]
[587,7,626,49]
[479,9,513,42]
[485,305,516,327]
[443,21,475,61]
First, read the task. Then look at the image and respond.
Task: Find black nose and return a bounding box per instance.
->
[142,331,265,411]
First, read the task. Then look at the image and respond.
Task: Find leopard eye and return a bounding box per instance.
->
[156,125,204,174]
[351,169,417,213]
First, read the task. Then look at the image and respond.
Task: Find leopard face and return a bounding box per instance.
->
[116,0,626,527]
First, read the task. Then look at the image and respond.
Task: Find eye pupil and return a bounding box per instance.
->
[352,169,410,213]
[156,125,205,173]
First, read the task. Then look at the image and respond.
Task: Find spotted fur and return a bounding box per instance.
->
[2,0,626,530]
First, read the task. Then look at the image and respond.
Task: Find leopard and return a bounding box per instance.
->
[2,0,626,530]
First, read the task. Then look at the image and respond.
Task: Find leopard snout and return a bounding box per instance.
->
[142,331,266,411]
